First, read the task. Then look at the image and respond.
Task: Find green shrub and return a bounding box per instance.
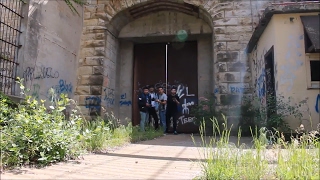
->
[0,82,84,168]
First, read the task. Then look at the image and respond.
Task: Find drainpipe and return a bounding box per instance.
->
[250,0,253,31]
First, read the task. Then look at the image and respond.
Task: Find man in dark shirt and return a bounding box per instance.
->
[166,87,180,135]
[138,86,151,132]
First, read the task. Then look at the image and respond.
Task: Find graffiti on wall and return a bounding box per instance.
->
[316,94,320,113]
[85,96,101,113]
[31,84,41,99]
[103,87,115,107]
[51,79,73,95]
[119,93,132,106]
[23,66,59,82]
[256,69,266,103]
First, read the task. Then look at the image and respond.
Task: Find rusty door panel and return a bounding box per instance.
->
[168,41,198,133]
[132,43,166,126]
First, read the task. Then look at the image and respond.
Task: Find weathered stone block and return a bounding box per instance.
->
[91,86,102,95]
[84,12,91,20]
[214,18,238,26]
[220,94,240,105]
[216,42,226,51]
[82,57,104,66]
[93,66,103,75]
[217,62,227,72]
[217,51,239,62]
[218,72,241,82]
[91,13,112,21]
[81,48,95,57]
[226,26,252,34]
[226,42,242,51]
[95,33,105,40]
[81,33,95,41]
[78,66,93,75]
[85,26,107,34]
[224,9,251,18]
[214,27,225,34]
[75,86,90,95]
[215,34,239,41]
[228,61,249,72]
[241,72,252,83]
[219,83,228,94]
[84,19,99,26]
[84,5,97,13]
[95,47,105,56]
[80,75,103,85]
[82,40,105,48]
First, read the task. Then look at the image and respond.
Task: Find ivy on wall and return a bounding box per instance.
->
[65,0,84,15]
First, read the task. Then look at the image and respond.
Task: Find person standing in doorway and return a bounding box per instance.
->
[156,86,167,133]
[138,86,151,132]
[166,87,180,135]
[148,85,159,130]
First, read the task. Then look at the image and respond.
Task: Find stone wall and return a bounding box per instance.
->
[78,0,272,126]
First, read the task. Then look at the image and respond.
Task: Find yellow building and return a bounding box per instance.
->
[247,4,320,131]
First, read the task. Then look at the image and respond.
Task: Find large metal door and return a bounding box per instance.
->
[133,43,166,126]
[168,41,198,133]
[132,41,198,133]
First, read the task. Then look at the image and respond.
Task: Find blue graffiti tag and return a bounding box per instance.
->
[315,94,320,113]
[119,93,131,106]
[257,70,265,99]
[52,79,73,94]
[85,96,101,110]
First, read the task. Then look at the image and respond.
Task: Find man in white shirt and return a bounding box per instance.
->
[148,85,159,130]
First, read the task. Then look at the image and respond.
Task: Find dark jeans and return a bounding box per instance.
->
[166,110,178,132]
[148,107,159,129]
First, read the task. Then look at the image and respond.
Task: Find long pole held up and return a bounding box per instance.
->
[165,43,168,94]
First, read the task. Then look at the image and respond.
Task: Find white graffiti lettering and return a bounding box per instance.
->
[179,115,196,125]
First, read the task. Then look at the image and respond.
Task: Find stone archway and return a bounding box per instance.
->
[77,0,267,133]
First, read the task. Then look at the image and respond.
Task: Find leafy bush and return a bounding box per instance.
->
[191,93,223,134]
[1,82,84,168]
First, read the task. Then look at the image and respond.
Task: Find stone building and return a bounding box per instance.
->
[1,0,318,133]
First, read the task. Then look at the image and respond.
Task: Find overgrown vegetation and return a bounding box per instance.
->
[0,78,163,169]
[192,116,320,180]
[193,93,306,137]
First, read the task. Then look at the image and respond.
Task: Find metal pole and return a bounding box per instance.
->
[165,43,168,94]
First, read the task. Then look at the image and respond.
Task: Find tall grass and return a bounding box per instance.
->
[80,114,164,152]
[192,115,320,180]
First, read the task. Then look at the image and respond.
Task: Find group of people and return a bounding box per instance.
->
[138,85,180,135]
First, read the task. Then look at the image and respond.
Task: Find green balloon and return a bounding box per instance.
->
[177,30,188,41]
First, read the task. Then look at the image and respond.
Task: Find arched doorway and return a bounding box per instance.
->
[101,0,214,133]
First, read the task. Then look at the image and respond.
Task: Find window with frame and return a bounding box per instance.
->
[306,54,320,89]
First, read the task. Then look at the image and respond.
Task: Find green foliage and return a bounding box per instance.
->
[65,0,84,16]
[193,115,320,180]
[255,95,304,133]
[1,79,84,168]
[191,93,222,134]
